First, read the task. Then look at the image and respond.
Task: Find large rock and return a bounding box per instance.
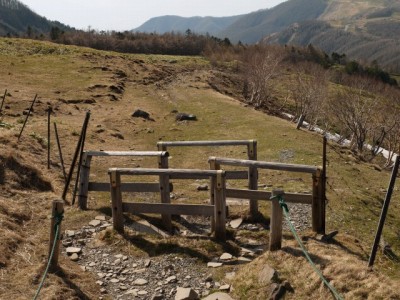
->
[132,109,151,119]
[66,247,82,255]
[229,218,243,229]
[133,278,148,286]
[207,262,223,268]
[175,287,199,300]
[176,113,197,121]
[202,292,235,300]
[220,253,233,261]
[258,265,277,284]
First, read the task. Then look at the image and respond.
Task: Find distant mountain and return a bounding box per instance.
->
[133,15,242,36]
[217,0,328,43]
[133,0,400,70]
[262,1,400,71]
[0,0,70,36]
[133,0,328,43]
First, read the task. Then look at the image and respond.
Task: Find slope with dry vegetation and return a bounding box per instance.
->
[0,38,399,299]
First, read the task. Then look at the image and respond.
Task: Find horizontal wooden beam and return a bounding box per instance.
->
[226,189,312,204]
[157,140,254,147]
[209,157,320,174]
[122,202,215,216]
[225,170,249,180]
[85,151,169,157]
[88,182,173,193]
[109,168,224,179]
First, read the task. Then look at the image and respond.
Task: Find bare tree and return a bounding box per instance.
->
[378,86,400,166]
[289,62,329,129]
[329,76,380,154]
[241,46,283,107]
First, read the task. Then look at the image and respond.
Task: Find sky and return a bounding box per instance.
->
[21,0,286,31]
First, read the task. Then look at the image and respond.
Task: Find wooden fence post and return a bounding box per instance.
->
[159,153,171,232]
[209,157,221,232]
[214,170,226,241]
[312,168,325,234]
[49,200,64,270]
[248,140,258,217]
[78,153,92,210]
[269,189,283,251]
[110,170,124,233]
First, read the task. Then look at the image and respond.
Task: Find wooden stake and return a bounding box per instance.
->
[62,111,90,202]
[269,189,284,251]
[312,168,325,234]
[53,122,67,182]
[368,155,400,267]
[49,200,64,270]
[248,140,259,216]
[72,111,91,205]
[18,94,37,141]
[47,106,52,169]
[0,89,6,114]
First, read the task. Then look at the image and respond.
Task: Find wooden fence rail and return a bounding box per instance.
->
[157,140,259,215]
[108,168,227,240]
[209,156,325,234]
[77,151,169,210]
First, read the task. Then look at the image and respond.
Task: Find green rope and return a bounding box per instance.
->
[33,212,64,300]
[272,194,344,300]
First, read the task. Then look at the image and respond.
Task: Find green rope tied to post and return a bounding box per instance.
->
[271,194,344,300]
[33,211,64,300]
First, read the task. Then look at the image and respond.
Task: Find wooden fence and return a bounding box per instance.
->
[208,157,325,234]
[77,151,169,209]
[157,140,259,215]
[108,168,227,240]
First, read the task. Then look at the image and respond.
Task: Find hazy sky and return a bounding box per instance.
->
[21,0,286,31]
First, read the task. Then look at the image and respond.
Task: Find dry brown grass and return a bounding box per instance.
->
[232,233,400,299]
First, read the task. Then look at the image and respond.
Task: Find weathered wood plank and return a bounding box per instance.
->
[85,150,168,157]
[210,157,320,174]
[157,140,253,147]
[122,203,215,216]
[89,182,165,193]
[109,168,222,179]
[226,189,312,204]
[225,170,248,180]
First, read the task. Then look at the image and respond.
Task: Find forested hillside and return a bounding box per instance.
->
[0,0,70,37]
[263,19,400,72]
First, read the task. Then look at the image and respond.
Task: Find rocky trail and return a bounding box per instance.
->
[61,199,312,300]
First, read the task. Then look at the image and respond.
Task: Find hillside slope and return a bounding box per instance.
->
[263,19,400,71]
[0,38,399,299]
